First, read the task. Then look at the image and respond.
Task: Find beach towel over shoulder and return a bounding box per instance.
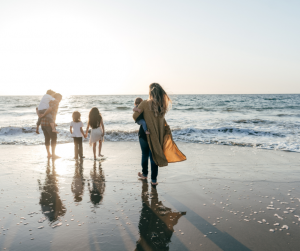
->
[133,100,186,167]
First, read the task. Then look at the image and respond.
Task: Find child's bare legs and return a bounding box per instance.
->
[36,125,40,134]
[50,123,58,133]
[93,142,97,159]
[98,140,103,157]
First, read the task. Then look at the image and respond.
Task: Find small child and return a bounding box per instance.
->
[36,89,58,134]
[85,107,105,160]
[70,111,86,159]
[134,97,150,135]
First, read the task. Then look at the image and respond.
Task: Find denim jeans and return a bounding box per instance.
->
[139,137,158,183]
[136,118,148,132]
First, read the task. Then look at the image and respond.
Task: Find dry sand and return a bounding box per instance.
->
[0,142,300,251]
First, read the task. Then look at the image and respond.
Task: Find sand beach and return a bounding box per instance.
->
[0,142,299,251]
[1,0,300,249]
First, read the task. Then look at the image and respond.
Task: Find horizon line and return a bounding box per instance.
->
[0,93,300,96]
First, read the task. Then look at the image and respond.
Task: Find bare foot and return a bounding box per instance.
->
[151,181,158,186]
[47,154,52,158]
[52,155,60,159]
[36,128,40,134]
[98,154,104,157]
[138,172,147,180]
[145,130,150,135]
[52,130,59,133]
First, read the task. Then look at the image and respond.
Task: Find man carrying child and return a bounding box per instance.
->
[40,93,62,158]
[36,89,58,134]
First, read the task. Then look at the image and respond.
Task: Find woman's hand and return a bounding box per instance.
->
[133,107,141,113]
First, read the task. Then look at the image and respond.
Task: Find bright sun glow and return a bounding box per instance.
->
[1,0,300,95]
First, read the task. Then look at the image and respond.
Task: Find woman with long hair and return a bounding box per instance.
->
[85,107,105,160]
[133,83,185,185]
[148,83,172,118]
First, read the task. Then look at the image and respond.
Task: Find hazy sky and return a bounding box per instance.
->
[0,0,299,95]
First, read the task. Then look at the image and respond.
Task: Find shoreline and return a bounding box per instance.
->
[1,140,300,154]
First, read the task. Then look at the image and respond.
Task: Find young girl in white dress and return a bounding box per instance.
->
[85,107,105,160]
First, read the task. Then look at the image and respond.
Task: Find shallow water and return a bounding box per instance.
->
[0,143,300,250]
[1,94,300,152]
[0,143,188,251]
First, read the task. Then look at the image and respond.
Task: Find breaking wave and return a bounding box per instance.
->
[1,125,299,152]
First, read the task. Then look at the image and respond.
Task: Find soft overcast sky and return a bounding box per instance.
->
[0,0,299,95]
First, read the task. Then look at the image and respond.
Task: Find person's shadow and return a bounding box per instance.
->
[37,159,66,224]
[71,160,85,202]
[88,161,106,207]
[135,181,186,251]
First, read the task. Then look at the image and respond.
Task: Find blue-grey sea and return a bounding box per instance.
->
[0,94,299,152]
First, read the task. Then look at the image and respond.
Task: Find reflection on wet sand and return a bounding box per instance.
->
[71,160,85,202]
[136,182,186,251]
[88,161,106,206]
[38,159,66,224]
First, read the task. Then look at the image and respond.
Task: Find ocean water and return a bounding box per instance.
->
[0,94,300,152]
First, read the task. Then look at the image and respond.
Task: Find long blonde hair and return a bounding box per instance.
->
[148,83,172,117]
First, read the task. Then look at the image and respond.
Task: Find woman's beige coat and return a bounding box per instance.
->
[133,100,186,167]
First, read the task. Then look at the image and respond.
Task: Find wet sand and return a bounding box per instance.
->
[0,142,300,251]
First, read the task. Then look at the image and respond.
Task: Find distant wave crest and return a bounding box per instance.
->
[15,104,37,108]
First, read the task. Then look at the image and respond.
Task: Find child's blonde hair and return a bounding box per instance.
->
[46,89,56,96]
[72,111,81,122]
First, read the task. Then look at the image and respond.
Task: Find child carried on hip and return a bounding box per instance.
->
[133,97,150,135]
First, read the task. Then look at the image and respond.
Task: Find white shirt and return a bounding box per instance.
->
[70,121,84,137]
[38,94,56,110]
